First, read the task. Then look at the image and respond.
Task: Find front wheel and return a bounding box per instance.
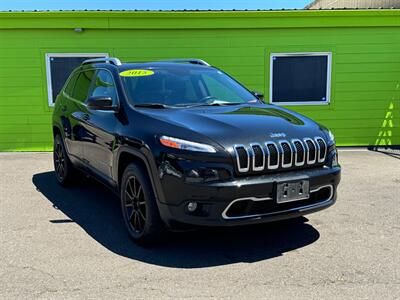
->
[120,163,165,245]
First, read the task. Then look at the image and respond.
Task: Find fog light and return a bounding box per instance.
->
[187,202,198,212]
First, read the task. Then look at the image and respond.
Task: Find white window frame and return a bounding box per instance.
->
[269,52,332,106]
[45,53,109,106]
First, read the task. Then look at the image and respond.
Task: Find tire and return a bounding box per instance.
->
[53,134,76,186]
[120,163,165,245]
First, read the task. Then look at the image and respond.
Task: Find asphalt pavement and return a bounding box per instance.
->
[0,149,399,299]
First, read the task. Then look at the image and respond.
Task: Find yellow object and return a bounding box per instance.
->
[119,69,154,77]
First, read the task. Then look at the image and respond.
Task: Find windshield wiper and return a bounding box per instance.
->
[208,102,244,106]
[187,102,244,107]
[134,103,171,109]
[134,102,245,109]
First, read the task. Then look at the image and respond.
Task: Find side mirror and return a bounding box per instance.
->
[86,96,116,111]
[252,91,264,100]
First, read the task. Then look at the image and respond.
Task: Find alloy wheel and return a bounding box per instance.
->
[54,142,65,181]
[124,175,147,234]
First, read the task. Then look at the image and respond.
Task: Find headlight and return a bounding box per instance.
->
[159,136,217,153]
[329,150,339,168]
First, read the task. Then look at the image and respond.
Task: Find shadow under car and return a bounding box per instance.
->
[32,171,320,269]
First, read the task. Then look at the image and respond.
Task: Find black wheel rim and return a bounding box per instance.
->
[124,176,146,234]
[54,142,65,181]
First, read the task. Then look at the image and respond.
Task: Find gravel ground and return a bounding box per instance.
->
[0,149,399,299]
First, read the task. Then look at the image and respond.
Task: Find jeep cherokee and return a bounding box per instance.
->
[52,57,341,244]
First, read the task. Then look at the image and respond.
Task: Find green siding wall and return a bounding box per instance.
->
[0,11,399,151]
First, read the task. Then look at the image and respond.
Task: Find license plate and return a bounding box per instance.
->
[276,180,310,204]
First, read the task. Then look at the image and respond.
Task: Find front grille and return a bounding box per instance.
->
[233,137,327,174]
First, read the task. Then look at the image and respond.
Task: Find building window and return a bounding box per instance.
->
[269,52,331,105]
[45,53,108,106]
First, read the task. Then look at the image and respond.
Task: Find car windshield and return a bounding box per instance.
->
[120,64,257,107]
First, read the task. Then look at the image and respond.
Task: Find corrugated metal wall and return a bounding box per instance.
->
[0,11,399,150]
[306,0,400,9]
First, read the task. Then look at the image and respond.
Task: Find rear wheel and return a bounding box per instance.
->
[121,163,165,245]
[53,134,76,186]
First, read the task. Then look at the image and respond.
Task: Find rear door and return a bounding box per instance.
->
[57,72,78,157]
[63,69,95,162]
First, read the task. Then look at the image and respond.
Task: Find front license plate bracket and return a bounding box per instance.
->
[276,180,310,204]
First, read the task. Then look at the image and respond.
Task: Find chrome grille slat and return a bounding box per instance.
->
[315,137,327,163]
[233,137,327,173]
[314,138,321,163]
[233,144,250,172]
[250,143,265,171]
[292,139,305,166]
[279,140,293,168]
[304,138,317,164]
[265,142,279,169]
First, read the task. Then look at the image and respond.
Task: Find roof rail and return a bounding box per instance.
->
[82,57,122,66]
[158,58,211,66]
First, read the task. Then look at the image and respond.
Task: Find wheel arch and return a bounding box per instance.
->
[115,146,164,204]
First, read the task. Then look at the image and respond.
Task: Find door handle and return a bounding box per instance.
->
[82,113,90,121]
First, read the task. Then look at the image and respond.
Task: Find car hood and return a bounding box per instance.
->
[138,104,326,148]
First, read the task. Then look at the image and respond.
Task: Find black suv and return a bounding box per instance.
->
[52,57,341,244]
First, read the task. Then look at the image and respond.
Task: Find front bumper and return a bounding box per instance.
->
[157,166,341,227]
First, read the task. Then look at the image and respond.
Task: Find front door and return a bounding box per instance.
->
[81,69,118,179]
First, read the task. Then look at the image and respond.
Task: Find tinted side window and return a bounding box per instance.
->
[64,72,78,97]
[89,70,117,104]
[72,70,95,102]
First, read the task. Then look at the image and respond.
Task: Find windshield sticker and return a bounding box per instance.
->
[119,69,154,77]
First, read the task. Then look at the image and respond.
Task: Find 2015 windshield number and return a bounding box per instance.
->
[119,69,154,77]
